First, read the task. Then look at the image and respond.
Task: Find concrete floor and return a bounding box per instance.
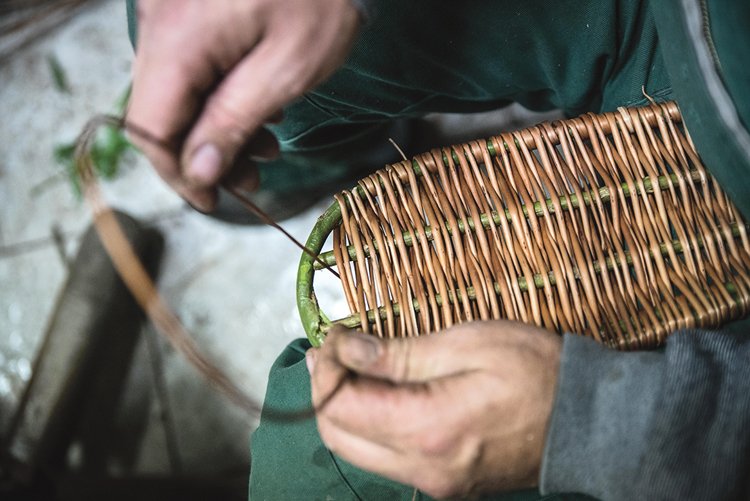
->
[0,0,560,482]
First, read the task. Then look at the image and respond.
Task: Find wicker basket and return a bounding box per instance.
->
[297,102,750,350]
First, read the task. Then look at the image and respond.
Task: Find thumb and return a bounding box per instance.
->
[181,40,299,187]
[329,329,480,383]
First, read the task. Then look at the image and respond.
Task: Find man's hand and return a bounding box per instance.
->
[127,0,361,211]
[308,322,562,499]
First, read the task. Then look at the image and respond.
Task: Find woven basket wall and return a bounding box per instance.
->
[300,101,750,350]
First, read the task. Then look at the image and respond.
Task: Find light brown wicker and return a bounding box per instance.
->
[298,101,750,350]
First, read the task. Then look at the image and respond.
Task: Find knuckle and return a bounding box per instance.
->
[202,97,252,144]
[142,0,193,29]
[273,58,314,101]
[283,74,309,99]
[169,59,203,89]
[272,74,307,104]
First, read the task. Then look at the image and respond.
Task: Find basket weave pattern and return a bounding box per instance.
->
[320,102,750,349]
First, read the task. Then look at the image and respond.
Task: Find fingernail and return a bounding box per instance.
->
[340,334,380,367]
[186,200,210,214]
[184,189,218,213]
[188,143,222,185]
[306,350,317,375]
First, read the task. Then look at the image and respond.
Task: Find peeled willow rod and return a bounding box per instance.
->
[74,114,347,421]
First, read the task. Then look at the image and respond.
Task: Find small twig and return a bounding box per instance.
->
[0,229,78,258]
[50,223,72,269]
[224,186,340,279]
[47,53,71,94]
[641,85,657,106]
[164,256,222,298]
[30,171,67,197]
[388,137,409,161]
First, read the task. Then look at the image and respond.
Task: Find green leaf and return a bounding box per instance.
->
[53,143,76,164]
[52,142,80,198]
[115,84,132,114]
[90,125,132,179]
[53,83,134,197]
[47,54,71,94]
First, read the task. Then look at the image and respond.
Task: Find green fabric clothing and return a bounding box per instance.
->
[649,0,750,221]
[271,0,670,152]
[707,0,750,131]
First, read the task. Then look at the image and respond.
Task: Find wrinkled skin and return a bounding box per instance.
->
[309,322,562,499]
[127,0,361,210]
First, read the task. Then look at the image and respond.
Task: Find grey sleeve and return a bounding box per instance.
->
[540,329,750,500]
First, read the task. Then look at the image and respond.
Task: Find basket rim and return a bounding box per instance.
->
[296,200,341,346]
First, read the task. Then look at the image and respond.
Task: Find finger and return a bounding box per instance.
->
[265,110,284,125]
[312,332,464,445]
[319,422,466,500]
[126,90,276,210]
[181,36,310,188]
[126,129,218,211]
[314,371,436,445]
[128,61,204,151]
[128,2,264,199]
[318,361,487,449]
[181,186,218,213]
[219,128,278,192]
[125,126,181,185]
[308,346,349,413]
[317,419,420,488]
[327,327,485,383]
[127,26,225,209]
[310,340,421,446]
[223,164,260,193]
[128,0,258,143]
[128,33,213,159]
[244,127,280,162]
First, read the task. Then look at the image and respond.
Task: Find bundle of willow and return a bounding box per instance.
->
[297,101,750,350]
